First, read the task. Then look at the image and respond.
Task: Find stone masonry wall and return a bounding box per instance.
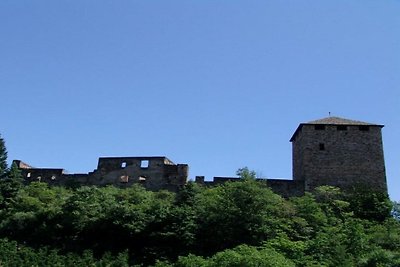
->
[292,124,387,192]
[14,157,188,192]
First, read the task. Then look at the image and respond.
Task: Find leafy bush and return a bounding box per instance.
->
[0,174,399,266]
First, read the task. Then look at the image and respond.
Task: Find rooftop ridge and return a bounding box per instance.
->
[290,116,384,142]
[306,116,382,126]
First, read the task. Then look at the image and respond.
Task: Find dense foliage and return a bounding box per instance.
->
[0,139,399,266]
[393,202,400,221]
[0,178,398,266]
[0,134,8,179]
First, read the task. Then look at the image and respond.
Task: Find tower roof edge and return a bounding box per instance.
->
[290,116,384,142]
[306,116,383,126]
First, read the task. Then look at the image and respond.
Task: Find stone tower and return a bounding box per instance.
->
[290,117,387,192]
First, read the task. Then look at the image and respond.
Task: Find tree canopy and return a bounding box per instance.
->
[0,135,398,266]
[0,178,397,267]
[0,134,8,179]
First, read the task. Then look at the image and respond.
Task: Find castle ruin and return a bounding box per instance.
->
[14,157,189,192]
[14,116,388,197]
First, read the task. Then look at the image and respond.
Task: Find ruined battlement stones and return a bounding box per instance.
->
[13,157,189,192]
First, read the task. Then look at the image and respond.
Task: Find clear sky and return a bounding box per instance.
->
[1,1,399,200]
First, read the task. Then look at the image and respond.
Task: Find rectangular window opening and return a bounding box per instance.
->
[141,160,149,168]
[319,143,325,151]
[359,125,370,131]
[121,162,127,168]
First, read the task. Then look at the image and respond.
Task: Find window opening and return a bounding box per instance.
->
[141,160,149,168]
[121,162,127,168]
[314,125,325,130]
[139,176,147,182]
[120,175,129,183]
[359,125,370,131]
[51,175,56,180]
[319,143,325,151]
[27,172,31,178]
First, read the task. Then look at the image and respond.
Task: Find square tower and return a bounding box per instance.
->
[290,117,387,192]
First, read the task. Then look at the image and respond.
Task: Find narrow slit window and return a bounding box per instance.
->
[121,162,127,168]
[27,172,31,178]
[319,143,325,151]
[141,160,149,168]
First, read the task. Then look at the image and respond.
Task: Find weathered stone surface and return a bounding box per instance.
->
[291,117,387,192]
[14,157,188,192]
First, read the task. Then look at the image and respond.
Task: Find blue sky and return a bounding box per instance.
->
[1,1,399,200]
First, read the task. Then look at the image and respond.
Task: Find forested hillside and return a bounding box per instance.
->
[0,135,399,266]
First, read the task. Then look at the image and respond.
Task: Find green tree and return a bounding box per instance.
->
[158,245,295,267]
[0,182,69,245]
[0,134,8,179]
[8,161,22,181]
[346,186,392,221]
[290,193,327,237]
[392,201,400,221]
[4,161,24,193]
[236,167,256,180]
[313,186,352,222]
[194,178,289,254]
[175,181,203,206]
[0,238,131,267]
[0,162,24,206]
[210,245,295,267]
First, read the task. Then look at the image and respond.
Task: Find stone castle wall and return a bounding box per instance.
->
[13,117,388,197]
[14,157,188,192]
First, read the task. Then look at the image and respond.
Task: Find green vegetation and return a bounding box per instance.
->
[0,179,398,266]
[393,202,400,222]
[0,137,399,266]
[0,134,8,179]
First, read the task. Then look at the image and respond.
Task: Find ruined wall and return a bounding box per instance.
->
[90,157,188,191]
[18,168,64,184]
[292,124,387,192]
[14,157,188,192]
[267,179,304,198]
